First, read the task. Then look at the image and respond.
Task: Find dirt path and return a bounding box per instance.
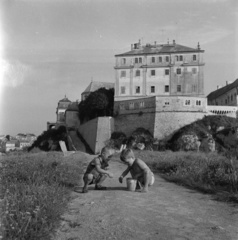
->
[53,154,238,240]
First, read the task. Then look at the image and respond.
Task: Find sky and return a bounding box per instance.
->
[0,0,237,136]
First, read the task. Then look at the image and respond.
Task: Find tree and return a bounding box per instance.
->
[78,87,114,122]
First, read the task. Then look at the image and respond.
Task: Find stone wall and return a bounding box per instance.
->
[154,111,206,140]
[78,117,114,154]
[114,111,155,137]
[114,96,207,139]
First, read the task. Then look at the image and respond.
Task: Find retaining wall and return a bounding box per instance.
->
[78,117,114,154]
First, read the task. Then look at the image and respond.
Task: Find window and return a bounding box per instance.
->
[192,85,196,92]
[151,70,156,76]
[121,71,126,77]
[165,85,169,92]
[129,102,134,109]
[185,100,191,105]
[139,57,142,63]
[135,58,138,64]
[231,95,233,101]
[179,55,183,61]
[164,101,170,105]
[175,55,179,61]
[165,56,169,62]
[225,99,227,104]
[135,86,140,94]
[158,57,162,63]
[139,102,144,108]
[135,70,140,77]
[121,58,126,64]
[193,55,197,61]
[151,86,155,93]
[177,68,181,75]
[192,68,197,74]
[196,100,201,106]
[165,69,170,75]
[121,86,125,94]
[151,57,155,63]
[177,85,181,92]
[120,104,125,110]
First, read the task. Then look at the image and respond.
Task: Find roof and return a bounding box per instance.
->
[66,102,79,112]
[59,96,71,103]
[207,79,238,100]
[115,43,204,57]
[82,81,114,94]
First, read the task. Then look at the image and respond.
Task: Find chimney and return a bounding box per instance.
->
[217,85,222,89]
[131,44,134,50]
[173,40,176,45]
[226,81,229,85]
[197,42,200,50]
[154,41,157,46]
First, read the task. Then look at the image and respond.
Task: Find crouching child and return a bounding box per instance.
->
[119,148,154,193]
[82,147,114,193]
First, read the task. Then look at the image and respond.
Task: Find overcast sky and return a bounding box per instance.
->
[0,0,237,136]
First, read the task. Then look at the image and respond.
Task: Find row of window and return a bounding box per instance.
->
[120,68,197,78]
[119,99,202,110]
[121,55,197,65]
[214,92,237,105]
[120,84,198,94]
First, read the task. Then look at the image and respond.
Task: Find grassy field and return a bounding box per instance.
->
[0,151,89,240]
[1,150,237,239]
[134,150,238,202]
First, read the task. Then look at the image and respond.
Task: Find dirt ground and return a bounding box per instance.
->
[52,152,238,240]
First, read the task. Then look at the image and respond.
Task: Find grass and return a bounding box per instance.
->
[1,149,238,239]
[0,151,86,240]
[134,150,238,203]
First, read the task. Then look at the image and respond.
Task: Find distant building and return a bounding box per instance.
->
[19,140,32,149]
[65,102,80,129]
[16,133,37,142]
[5,140,20,152]
[207,79,238,106]
[56,96,72,123]
[114,40,204,101]
[81,81,114,101]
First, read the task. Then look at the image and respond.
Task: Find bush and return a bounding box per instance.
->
[28,126,68,152]
[105,131,127,149]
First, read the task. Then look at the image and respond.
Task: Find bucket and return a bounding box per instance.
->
[126,178,137,192]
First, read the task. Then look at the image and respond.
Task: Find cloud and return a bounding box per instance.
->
[1,59,31,87]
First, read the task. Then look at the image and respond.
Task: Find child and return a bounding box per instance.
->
[82,147,114,193]
[119,148,154,193]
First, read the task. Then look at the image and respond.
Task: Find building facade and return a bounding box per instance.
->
[114,40,205,101]
[113,40,238,139]
[57,96,72,123]
[207,79,238,106]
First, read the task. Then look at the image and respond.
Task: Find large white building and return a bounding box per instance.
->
[114,40,205,101]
